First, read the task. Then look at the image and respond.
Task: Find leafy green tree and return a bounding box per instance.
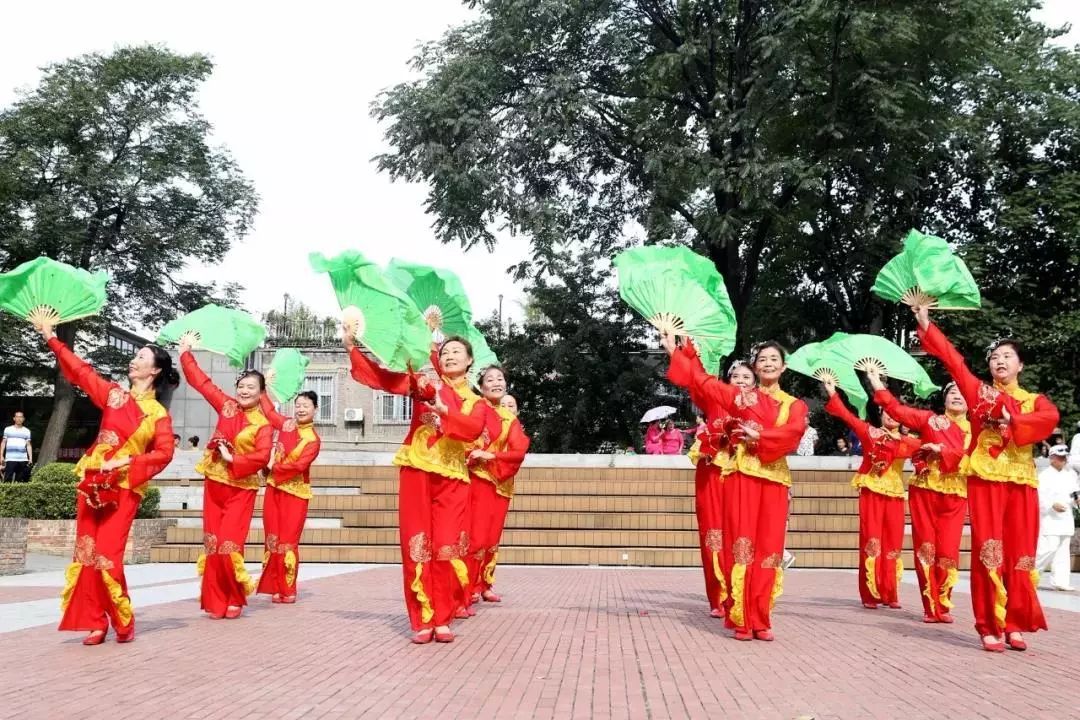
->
[0,46,258,462]
[376,0,1080,431]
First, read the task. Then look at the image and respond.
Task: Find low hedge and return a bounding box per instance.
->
[0,462,160,519]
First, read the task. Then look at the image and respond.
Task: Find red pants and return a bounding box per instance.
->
[257,485,309,597]
[200,480,258,615]
[466,478,511,600]
[694,462,725,612]
[857,488,905,606]
[59,489,139,633]
[908,486,966,620]
[398,467,471,631]
[721,472,788,632]
[967,477,1047,637]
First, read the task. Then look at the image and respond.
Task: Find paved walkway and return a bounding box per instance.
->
[1,564,1078,720]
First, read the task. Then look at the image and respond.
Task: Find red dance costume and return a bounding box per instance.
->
[348,348,489,632]
[668,345,807,637]
[256,394,321,600]
[919,323,1059,639]
[181,352,273,617]
[825,394,920,608]
[465,403,530,602]
[49,338,175,639]
[874,388,970,621]
[668,343,732,614]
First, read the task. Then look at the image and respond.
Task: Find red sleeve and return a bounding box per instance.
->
[1009,395,1060,447]
[349,347,410,395]
[181,351,228,413]
[440,397,488,442]
[938,445,965,473]
[46,337,113,409]
[228,424,273,480]
[260,393,288,431]
[896,435,923,459]
[491,420,530,480]
[667,345,737,413]
[127,415,176,488]
[873,389,932,433]
[917,322,982,409]
[273,437,321,483]
[756,398,808,464]
[824,393,872,449]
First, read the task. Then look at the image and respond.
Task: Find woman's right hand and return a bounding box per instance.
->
[863,365,886,390]
[912,302,931,330]
[39,323,56,341]
[821,377,837,396]
[659,332,678,356]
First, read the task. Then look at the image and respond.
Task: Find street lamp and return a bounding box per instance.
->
[498,294,503,342]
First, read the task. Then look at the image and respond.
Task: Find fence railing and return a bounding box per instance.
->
[264,320,341,348]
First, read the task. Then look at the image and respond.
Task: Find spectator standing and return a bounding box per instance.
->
[1,411,33,482]
[830,437,850,456]
[797,425,819,456]
[1035,445,1079,591]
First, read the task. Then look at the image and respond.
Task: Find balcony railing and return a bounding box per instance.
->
[264,319,341,348]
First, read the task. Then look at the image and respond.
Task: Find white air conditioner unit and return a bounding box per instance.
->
[344,408,364,423]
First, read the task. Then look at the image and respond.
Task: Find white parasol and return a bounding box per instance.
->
[640,406,677,423]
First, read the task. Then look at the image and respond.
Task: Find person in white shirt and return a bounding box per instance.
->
[1035,445,1080,591]
[1069,421,1080,475]
[1,411,33,482]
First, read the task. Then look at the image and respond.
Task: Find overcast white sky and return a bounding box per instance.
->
[1,1,1077,328]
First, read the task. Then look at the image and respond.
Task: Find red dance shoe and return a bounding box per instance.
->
[454,607,470,619]
[1006,633,1027,651]
[280,595,296,604]
[434,628,455,643]
[938,613,954,624]
[271,594,283,604]
[862,602,879,610]
[224,606,243,619]
[981,636,1005,653]
[411,629,434,645]
[710,608,724,619]
[733,630,753,641]
[481,590,502,603]
[82,630,107,646]
[887,602,902,609]
[922,614,938,623]
[753,630,774,642]
[115,625,135,644]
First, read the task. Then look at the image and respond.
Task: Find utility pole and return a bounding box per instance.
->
[497,294,504,342]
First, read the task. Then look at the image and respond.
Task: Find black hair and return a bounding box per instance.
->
[986,338,1025,364]
[726,359,755,379]
[296,390,319,408]
[750,340,788,365]
[236,369,266,391]
[478,364,507,386]
[173,433,181,441]
[188,436,199,446]
[440,335,475,371]
[146,344,180,408]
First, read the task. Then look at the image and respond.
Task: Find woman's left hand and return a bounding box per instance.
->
[219,446,234,464]
[469,449,495,463]
[432,394,449,416]
[739,423,761,441]
[100,457,131,472]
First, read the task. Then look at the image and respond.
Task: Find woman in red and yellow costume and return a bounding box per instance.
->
[464,372,530,608]
[913,304,1059,652]
[256,390,322,603]
[180,340,273,620]
[670,345,756,619]
[822,377,920,611]
[866,367,970,624]
[40,323,179,645]
[663,336,807,641]
[346,333,490,644]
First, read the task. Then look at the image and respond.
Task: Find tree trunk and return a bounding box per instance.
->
[36,324,78,465]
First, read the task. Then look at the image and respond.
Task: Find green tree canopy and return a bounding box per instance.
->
[0,45,259,462]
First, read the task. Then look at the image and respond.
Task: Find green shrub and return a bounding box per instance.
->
[0,482,160,519]
[30,462,78,484]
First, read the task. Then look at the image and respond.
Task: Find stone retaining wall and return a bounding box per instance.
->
[0,518,28,575]
[25,518,176,564]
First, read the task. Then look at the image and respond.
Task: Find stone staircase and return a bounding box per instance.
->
[149,455,975,569]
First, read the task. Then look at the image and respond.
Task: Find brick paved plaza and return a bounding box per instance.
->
[2,565,1079,720]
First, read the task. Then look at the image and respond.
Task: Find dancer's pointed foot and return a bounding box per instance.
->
[981,635,1005,652]
[82,630,106,646]
[434,626,455,643]
[481,590,502,603]
[753,629,774,641]
[1006,632,1026,651]
[224,605,242,619]
[733,630,753,641]
[411,629,434,644]
[710,608,724,619]
[938,613,954,624]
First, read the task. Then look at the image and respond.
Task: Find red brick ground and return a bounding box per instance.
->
[1,567,1076,720]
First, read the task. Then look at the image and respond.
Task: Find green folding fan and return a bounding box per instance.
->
[464,325,500,386]
[387,259,474,342]
[824,332,939,399]
[0,257,109,328]
[787,340,871,417]
[265,348,310,403]
[309,250,430,371]
[156,304,266,368]
[871,229,981,310]
[613,246,737,374]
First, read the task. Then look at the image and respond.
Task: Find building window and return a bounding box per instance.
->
[279,373,335,424]
[374,391,412,424]
[107,335,137,355]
